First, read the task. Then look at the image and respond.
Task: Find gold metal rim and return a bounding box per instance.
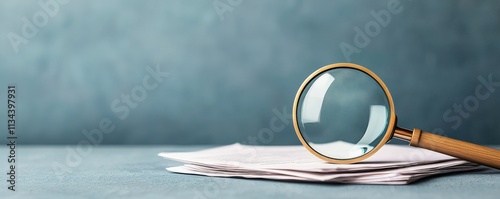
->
[292,63,396,164]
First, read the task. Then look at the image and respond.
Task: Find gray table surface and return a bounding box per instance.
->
[1,145,499,199]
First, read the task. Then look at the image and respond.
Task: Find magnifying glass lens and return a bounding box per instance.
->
[297,67,391,160]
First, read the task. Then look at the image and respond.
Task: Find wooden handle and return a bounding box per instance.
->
[410,129,500,169]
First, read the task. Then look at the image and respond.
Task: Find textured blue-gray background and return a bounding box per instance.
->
[0,0,499,145]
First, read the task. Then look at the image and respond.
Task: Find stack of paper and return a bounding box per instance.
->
[158,142,482,184]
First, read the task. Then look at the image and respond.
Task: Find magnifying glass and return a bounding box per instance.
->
[293,63,500,168]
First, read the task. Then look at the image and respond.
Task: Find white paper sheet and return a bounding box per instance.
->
[158,143,482,184]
